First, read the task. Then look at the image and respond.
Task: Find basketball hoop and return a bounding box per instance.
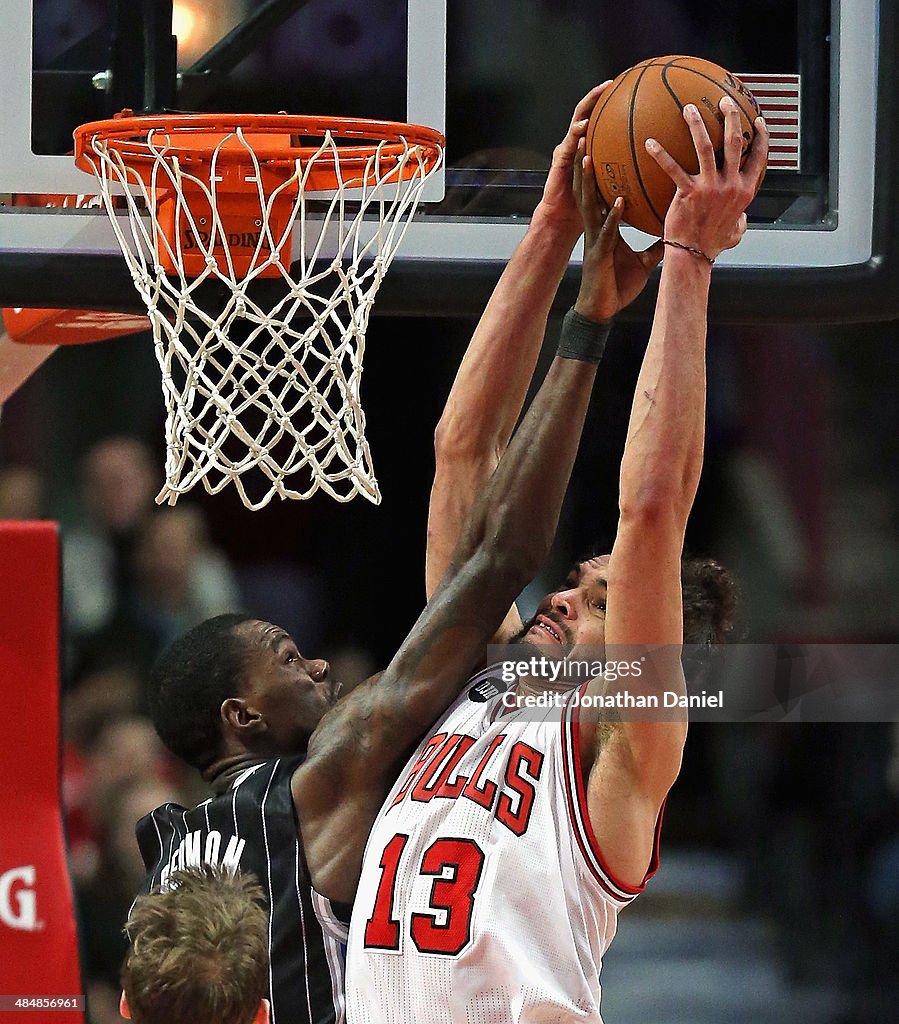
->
[73,112,444,509]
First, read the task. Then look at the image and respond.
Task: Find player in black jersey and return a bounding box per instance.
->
[137,85,665,1024]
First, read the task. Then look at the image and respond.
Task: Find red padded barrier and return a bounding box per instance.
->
[0,522,84,1022]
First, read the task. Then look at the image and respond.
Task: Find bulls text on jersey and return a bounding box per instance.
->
[389,730,543,837]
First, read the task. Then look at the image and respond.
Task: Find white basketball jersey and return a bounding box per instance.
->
[345,666,662,1024]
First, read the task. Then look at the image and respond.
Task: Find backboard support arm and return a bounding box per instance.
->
[188,0,315,77]
[107,0,177,114]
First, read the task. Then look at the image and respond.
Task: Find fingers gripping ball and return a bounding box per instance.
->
[586,56,764,235]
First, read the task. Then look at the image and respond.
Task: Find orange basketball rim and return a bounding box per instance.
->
[73,111,445,279]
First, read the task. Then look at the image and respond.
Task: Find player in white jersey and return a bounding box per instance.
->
[346,99,769,1022]
[348,665,652,1022]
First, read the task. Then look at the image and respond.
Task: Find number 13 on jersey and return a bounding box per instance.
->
[363,834,485,956]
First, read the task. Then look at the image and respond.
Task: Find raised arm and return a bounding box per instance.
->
[584,99,769,886]
[426,86,664,640]
[425,87,600,605]
[294,194,623,900]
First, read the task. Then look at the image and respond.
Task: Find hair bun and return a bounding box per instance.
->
[681,557,738,646]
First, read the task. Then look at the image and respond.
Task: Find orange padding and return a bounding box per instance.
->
[2,306,149,346]
[4,193,146,346]
[0,522,85,1022]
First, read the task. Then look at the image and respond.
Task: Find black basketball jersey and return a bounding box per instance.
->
[136,758,350,1024]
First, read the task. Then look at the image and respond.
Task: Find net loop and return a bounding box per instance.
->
[74,113,444,509]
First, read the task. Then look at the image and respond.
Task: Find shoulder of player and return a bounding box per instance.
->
[292,671,399,794]
[310,670,389,755]
[136,799,188,831]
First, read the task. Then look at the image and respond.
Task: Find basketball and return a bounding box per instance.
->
[586,56,763,236]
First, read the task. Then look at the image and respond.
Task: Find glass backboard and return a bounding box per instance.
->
[0,0,897,322]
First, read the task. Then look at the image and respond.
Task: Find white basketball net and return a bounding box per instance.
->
[77,125,443,509]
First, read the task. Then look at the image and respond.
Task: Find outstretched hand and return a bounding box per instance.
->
[537,83,611,239]
[573,139,665,321]
[647,97,769,260]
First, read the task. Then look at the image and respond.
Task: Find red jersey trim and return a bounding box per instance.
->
[560,684,664,903]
